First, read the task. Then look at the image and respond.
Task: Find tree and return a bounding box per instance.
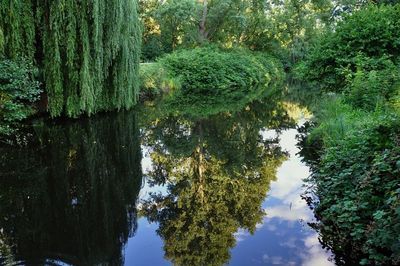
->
[139,0,279,58]
[0,0,141,117]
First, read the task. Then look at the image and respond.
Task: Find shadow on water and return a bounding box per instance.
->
[0,111,143,265]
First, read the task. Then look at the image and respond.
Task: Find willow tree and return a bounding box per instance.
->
[0,0,141,117]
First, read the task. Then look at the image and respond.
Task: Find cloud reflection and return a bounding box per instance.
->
[259,128,333,266]
[301,235,334,266]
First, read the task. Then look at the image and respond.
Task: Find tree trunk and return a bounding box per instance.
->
[199,0,208,41]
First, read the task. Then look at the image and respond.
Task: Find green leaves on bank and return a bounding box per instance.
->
[148,47,285,117]
[298,4,400,265]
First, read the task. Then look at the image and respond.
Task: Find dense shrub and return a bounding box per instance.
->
[297,4,400,91]
[303,114,400,265]
[297,4,400,265]
[342,55,400,111]
[157,47,284,116]
[0,58,41,135]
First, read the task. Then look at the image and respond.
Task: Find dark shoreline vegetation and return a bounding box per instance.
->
[1,0,400,265]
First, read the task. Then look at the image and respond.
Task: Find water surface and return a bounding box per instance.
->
[0,96,333,265]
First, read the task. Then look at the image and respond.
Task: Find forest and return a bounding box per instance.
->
[1,0,400,265]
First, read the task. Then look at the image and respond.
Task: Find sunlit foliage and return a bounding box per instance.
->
[297,4,400,91]
[157,47,285,116]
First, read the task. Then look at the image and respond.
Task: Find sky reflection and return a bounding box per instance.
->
[227,127,333,266]
[125,126,334,266]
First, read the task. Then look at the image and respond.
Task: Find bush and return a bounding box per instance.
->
[158,46,284,116]
[299,4,400,91]
[304,114,400,265]
[342,55,400,111]
[300,80,400,266]
[296,4,400,265]
[139,62,181,101]
[0,58,41,135]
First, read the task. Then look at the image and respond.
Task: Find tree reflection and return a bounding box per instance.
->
[140,97,294,266]
[0,111,142,265]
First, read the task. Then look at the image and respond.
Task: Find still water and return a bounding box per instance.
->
[0,96,333,265]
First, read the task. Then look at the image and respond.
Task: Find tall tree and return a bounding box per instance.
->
[0,0,141,117]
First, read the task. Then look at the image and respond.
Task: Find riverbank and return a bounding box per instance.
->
[295,4,400,265]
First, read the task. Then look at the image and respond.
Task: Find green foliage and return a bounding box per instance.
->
[299,4,400,91]
[294,4,400,265]
[0,28,4,55]
[139,62,181,101]
[155,0,200,53]
[141,35,165,62]
[139,0,200,61]
[303,98,400,265]
[0,1,36,60]
[297,4,400,265]
[392,86,400,112]
[304,114,400,265]
[342,56,400,110]
[306,94,400,146]
[139,0,334,66]
[157,47,284,116]
[306,97,364,146]
[0,0,141,118]
[0,58,41,135]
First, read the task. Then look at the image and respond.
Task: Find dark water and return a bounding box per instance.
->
[0,97,333,266]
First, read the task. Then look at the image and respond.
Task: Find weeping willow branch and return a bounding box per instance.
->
[0,0,141,117]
